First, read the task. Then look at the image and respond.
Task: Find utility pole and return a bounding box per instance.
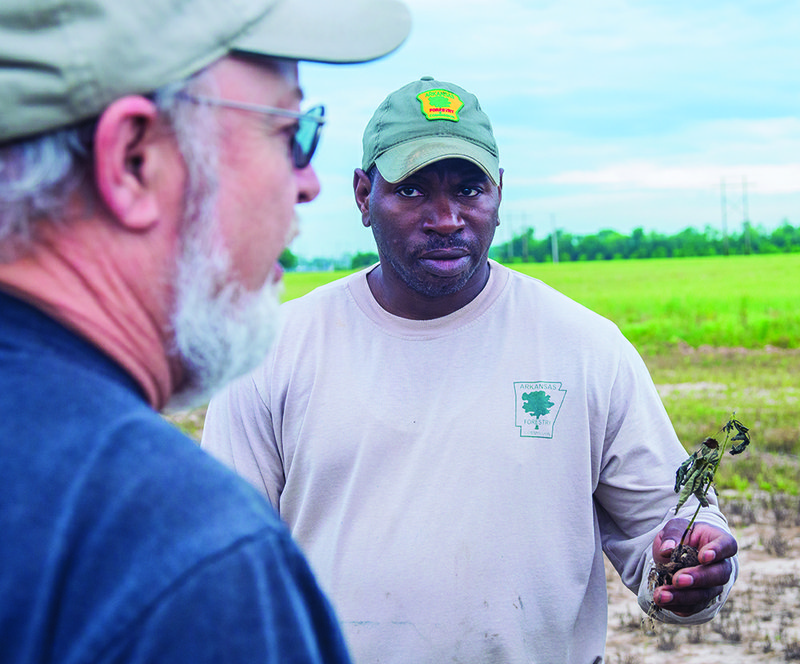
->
[550,213,559,264]
[720,175,755,256]
[521,212,529,262]
[506,211,514,261]
[742,175,751,254]
[720,178,729,256]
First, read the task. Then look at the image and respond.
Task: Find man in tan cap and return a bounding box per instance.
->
[202,77,739,663]
[0,1,408,661]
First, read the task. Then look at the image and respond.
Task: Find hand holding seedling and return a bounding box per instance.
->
[649,415,749,616]
[651,517,738,615]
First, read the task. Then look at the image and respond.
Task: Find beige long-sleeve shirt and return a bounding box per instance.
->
[202,261,736,664]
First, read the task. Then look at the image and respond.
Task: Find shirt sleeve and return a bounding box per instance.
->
[594,337,737,623]
[201,368,284,510]
[97,528,352,664]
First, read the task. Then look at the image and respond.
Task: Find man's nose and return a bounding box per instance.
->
[296,164,321,204]
[422,195,464,234]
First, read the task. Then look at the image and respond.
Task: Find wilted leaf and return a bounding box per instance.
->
[674,456,695,493]
[674,439,720,509]
[729,438,750,455]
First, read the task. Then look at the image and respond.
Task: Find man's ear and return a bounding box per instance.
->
[353,168,372,227]
[497,168,504,226]
[93,96,166,231]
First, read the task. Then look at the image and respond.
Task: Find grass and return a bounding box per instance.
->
[509,254,800,353]
[645,347,799,492]
[280,268,360,303]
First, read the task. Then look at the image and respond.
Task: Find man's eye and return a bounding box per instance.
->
[284,123,300,145]
[271,118,296,141]
[397,186,422,197]
[459,186,481,197]
[271,124,297,162]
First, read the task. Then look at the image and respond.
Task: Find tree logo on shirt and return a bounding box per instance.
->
[514,382,566,438]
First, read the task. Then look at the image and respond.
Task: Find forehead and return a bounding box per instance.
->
[210,55,302,105]
[397,158,489,183]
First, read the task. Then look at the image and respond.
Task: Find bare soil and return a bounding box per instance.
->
[651,543,700,588]
[605,493,800,663]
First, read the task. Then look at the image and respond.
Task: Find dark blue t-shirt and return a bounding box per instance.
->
[0,291,351,664]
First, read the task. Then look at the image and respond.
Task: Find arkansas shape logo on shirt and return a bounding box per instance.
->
[514,381,567,438]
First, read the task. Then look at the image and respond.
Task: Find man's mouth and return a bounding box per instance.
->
[418,248,471,277]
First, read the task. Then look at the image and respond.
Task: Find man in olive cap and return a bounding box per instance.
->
[0,1,408,661]
[203,77,739,663]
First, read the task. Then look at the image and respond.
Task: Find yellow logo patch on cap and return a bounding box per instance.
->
[416,89,464,122]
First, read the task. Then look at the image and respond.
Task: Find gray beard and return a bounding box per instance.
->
[165,194,283,410]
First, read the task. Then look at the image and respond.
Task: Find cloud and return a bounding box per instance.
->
[546,162,800,194]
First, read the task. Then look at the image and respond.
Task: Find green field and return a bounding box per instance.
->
[511,254,800,353]
[276,254,800,492]
[284,254,800,353]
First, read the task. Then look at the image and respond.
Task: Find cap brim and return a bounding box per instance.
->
[374,136,500,185]
[233,0,411,64]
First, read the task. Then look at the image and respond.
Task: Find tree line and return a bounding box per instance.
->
[279,220,800,270]
[489,220,800,263]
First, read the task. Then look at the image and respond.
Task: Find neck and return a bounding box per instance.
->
[0,233,180,410]
[367,260,491,320]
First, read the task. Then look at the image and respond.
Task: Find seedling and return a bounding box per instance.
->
[674,416,750,546]
[652,415,751,588]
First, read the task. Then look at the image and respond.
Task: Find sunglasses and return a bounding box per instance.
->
[177,93,325,169]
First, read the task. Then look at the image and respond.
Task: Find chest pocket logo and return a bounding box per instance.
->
[514,381,567,438]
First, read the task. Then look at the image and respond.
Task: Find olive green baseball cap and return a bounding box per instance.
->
[0,0,411,143]
[362,76,500,185]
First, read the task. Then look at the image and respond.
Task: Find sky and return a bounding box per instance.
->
[290,0,800,260]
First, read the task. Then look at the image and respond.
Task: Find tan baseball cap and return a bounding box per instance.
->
[362,76,500,185]
[0,0,411,143]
